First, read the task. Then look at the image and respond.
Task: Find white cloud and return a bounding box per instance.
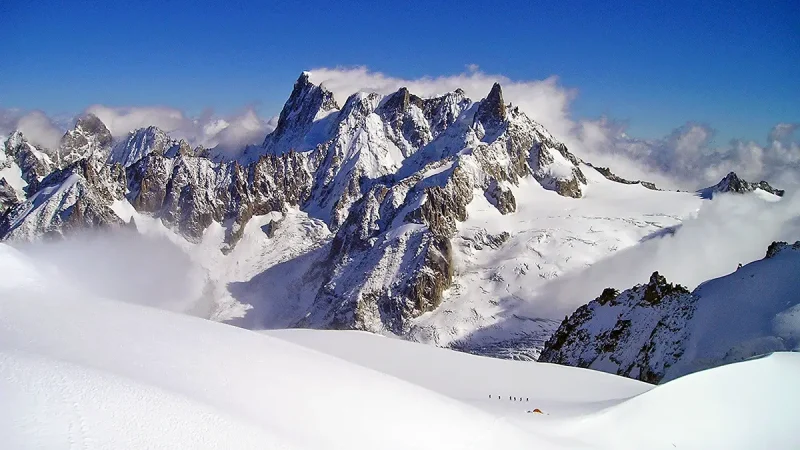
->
[530,191,800,319]
[14,110,64,150]
[571,120,800,191]
[86,105,187,138]
[84,105,277,153]
[17,229,218,315]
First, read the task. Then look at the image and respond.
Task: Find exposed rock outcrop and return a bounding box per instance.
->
[58,113,114,166]
[541,242,800,383]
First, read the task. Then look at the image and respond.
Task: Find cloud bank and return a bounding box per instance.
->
[573,119,800,191]
[529,192,800,319]
[0,110,64,150]
[85,105,277,153]
[17,230,218,316]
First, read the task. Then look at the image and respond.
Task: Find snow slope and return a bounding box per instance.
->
[1,243,798,449]
[666,241,800,380]
[272,330,800,450]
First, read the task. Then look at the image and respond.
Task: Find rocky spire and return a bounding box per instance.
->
[262,72,340,154]
[473,82,507,131]
[377,87,423,117]
[59,113,113,165]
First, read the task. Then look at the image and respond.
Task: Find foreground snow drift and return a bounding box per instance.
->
[1,243,797,449]
[0,244,548,450]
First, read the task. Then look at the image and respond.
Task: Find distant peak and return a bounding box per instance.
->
[73,113,110,136]
[488,82,503,100]
[473,82,507,131]
[378,87,423,116]
[699,171,784,198]
[721,171,740,182]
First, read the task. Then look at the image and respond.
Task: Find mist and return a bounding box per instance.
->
[15,229,222,317]
[527,192,800,319]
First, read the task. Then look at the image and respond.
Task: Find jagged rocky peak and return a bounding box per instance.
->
[540,237,800,384]
[74,113,111,140]
[766,240,800,259]
[0,157,127,241]
[698,171,784,198]
[375,87,434,155]
[421,88,471,136]
[473,82,507,133]
[3,130,54,195]
[59,113,113,165]
[109,126,175,168]
[378,87,423,115]
[262,72,341,154]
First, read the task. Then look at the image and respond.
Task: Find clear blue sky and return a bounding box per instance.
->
[1,0,797,143]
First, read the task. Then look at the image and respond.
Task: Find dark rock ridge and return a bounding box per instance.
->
[697,171,784,199]
[0,158,126,239]
[540,272,694,384]
[540,241,800,383]
[0,178,19,216]
[587,163,659,190]
[473,82,507,134]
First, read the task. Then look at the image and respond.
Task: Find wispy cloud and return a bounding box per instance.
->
[86,105,278,153]
[0,110,64,150]
[573,120,800,191]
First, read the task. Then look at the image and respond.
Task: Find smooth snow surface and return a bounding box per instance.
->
[664,243,800,380]
[0,161,27,191]
[1,244,798,449]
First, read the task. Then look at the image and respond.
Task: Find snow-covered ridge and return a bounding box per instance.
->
[540,240,800,383]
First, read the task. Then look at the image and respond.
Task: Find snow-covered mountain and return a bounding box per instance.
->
[539,241,800,383]
[58,113,114,166]
[0,72,792,361]
[697,171,784,199]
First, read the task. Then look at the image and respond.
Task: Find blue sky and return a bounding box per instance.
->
[1,0,798,144]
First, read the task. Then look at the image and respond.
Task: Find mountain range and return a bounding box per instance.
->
[0,72,794,381]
